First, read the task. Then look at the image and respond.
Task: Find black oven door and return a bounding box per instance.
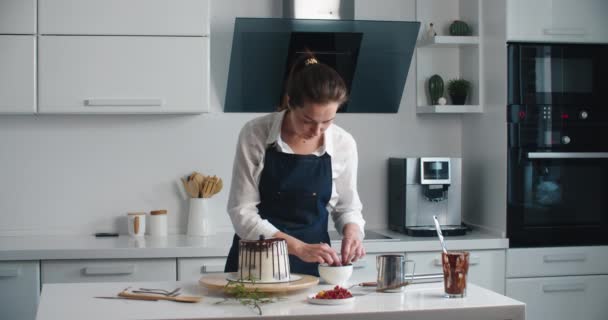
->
[508,43,608,106]
[507,150,608,247]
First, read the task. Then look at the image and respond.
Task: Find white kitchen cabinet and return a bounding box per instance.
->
[506,246,608,320]
[507,0,608,43]
[0,36,36,114]
[507,275,608,320]
[415,0,483,113]
[41,259,176,283]
[0,0,36,34]
[507,246,608,278]
[38,36,209,114]
[0,261,40,320]
[406,249,505,294]
[177,257,227,281]
[39,0,209,36]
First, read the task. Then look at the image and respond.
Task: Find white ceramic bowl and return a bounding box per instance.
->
[318,264,353,285]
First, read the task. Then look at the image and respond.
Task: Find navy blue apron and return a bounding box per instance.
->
[224,145,332,276]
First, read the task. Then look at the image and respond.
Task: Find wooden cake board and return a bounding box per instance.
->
[199,273,319,293]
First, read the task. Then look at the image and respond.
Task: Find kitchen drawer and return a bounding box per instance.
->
[0,261,40,320]
[406,249,505,294]
[41,259,176,284]
[177,258,227,281]
[507,246,608,278]
[38,36,209,114]
[0,0,36,34]
[0,36,36,114]
[39,0,209,36]
[506,275,608,320]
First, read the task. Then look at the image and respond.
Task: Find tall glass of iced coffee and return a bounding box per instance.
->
[441,251,469,298]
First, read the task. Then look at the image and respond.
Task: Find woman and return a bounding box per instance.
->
[224,55,366,276]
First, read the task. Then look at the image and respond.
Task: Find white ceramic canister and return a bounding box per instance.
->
[148,209,168,237]
[187,198,211,236]
[127,212,146,237]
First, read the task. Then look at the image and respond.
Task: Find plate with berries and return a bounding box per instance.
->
[307,285,355,305]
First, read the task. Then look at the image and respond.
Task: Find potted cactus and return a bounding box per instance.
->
[447,79,471,105]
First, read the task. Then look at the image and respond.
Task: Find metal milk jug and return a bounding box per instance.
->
[376,254,416,292]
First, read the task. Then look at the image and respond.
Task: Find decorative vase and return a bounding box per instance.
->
[428,75,444,105]
[450,94,467,105]
[449,20,471,36]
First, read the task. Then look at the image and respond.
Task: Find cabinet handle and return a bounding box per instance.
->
[83,265,135,276]
[84,98,164,107]
[542,28,587,36]
[433,256,480,266]
[528,152,608,159]
[201,265,225,273]
[0,268,21,278]
[543,254,587,263]
[542,283,586,293]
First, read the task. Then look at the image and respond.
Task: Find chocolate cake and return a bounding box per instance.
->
[238,236,290,282]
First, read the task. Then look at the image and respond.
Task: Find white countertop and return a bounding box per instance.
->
[0,229,508,261]
[36,280,524,320]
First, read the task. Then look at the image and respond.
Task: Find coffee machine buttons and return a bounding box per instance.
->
[579,110,589,120]
[561,136,571,145]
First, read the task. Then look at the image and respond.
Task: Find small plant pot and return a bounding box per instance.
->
[428,75,444,105]
[450,94,467,105]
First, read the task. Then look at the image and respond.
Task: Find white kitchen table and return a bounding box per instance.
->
[36,280,525,320]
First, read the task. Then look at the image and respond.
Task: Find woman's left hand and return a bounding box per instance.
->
[340,224,366,265]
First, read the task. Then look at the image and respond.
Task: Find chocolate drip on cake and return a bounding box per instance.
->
[237,237,289,282]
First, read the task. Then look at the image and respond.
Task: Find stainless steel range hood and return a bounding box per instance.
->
[224,1,420,113]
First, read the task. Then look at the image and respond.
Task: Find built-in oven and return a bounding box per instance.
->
[508,42,608,106]
[507,104,608,247]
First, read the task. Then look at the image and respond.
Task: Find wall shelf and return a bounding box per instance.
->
[417,36,479,48]
[415,0,483,114]
[417,104,483,114]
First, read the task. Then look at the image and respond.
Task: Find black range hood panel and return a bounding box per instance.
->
[224,18,420,113]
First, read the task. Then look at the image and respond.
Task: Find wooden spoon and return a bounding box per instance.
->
[192,172,205,186]
[181,178,198,198]
[118,291,201,303]
[181,177,200,198]
[202,176,216,198]
[212,178,223,195]
[188,179,200,198]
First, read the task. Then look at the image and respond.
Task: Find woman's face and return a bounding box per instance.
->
[289,101,340,140]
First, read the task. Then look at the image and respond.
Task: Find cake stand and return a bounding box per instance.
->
[199,273,319,293]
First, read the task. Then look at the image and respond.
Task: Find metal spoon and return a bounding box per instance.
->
[433,215,448,254]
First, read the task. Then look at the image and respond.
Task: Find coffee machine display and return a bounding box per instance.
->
[389,157,467,236]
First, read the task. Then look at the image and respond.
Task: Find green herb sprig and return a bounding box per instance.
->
[214,280,281,316]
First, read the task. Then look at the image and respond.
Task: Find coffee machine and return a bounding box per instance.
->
[388,157,467,236]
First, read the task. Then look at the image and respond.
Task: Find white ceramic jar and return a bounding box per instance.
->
[127,212,146,237]
[148,209,168,237]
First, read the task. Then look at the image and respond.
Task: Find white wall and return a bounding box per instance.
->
[0,0,462,236]
[462,0,507,236]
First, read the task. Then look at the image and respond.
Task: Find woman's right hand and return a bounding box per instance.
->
[294,242,341,265]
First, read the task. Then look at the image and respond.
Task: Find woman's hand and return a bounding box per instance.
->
[274,231,341,265]
[294,242,341,265]
[340,223,365,265]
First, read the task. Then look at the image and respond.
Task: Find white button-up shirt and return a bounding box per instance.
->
[227,110,365,240]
